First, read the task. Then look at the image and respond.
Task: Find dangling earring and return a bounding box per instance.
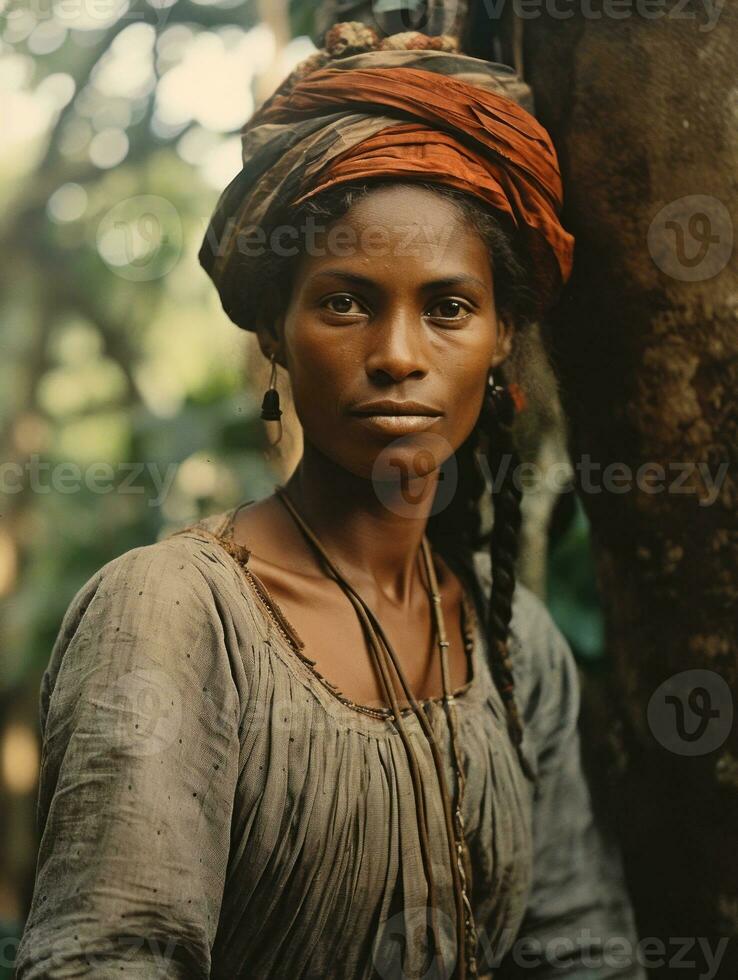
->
[487,369,527,422]
[260,352,283,448]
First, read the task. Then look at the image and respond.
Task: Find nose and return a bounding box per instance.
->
[364,306,429,383]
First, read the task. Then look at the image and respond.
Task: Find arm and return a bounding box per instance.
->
[15,540,242,979]
[496,586,645,980]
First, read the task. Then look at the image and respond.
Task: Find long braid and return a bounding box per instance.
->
[480,373,537,784]
[427,381,537,786]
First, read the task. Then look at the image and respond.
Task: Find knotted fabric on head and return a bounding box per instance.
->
[199,24,575,328]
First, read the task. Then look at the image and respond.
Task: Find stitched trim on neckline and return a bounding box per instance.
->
[172,506,481,722]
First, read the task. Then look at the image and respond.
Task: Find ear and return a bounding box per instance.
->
[490,315,513,368]
[255,318,285,367]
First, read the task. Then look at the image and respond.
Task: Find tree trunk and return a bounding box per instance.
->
[517,12,738,975]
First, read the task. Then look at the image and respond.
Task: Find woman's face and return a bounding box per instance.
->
[263,184,512,481]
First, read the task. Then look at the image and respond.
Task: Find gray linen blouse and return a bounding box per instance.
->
[16,506,644,979]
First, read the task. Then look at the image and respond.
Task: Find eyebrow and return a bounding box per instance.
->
[309,270,489,292]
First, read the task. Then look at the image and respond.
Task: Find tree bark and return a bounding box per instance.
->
[517,12,738,975]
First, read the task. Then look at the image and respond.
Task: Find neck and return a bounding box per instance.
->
[283,441,441,608]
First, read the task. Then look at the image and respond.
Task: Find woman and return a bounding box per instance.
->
[16,23,644,980]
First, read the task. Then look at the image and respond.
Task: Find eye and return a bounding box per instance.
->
[425,298,473,322]
[322,294,366,316]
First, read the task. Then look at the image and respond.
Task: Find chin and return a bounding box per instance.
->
[350,434,455,484]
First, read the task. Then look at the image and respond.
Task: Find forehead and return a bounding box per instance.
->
[299,183,492,283]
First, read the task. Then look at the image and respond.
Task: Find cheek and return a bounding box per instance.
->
[449,352,490,420]
[286,331,355,424]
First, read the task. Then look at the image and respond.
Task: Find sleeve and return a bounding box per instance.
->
[14,540,242,979]
[495,585,646,980]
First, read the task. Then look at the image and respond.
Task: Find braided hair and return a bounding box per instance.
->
[247,179,539,783]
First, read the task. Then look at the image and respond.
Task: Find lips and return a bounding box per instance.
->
[350,400,443,417]
[350,414,442,436]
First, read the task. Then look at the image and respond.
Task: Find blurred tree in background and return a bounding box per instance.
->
[0,0,602,970]
[0,0,320,964]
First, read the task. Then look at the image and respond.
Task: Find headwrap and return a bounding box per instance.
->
[200,24,574,328]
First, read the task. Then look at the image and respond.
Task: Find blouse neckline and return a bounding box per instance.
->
[186,499,486,725]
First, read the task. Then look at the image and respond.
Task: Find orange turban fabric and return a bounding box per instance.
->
[200,31,574,328]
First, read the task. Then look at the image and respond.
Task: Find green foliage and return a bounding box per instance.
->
[546,495,606,666]
[290,0,318,39]
[1,1,289,700]
[2,2,299,939]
